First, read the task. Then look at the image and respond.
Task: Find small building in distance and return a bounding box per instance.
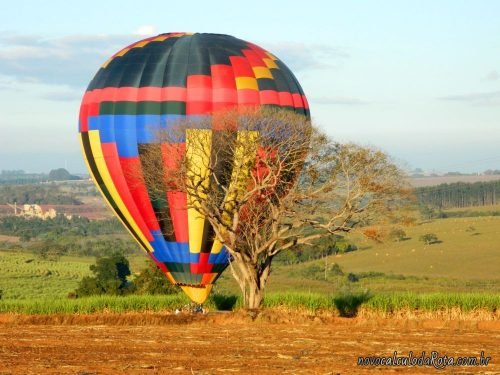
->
[8,203,66,220]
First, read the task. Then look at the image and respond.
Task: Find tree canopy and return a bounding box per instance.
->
[138,108,411,308]
[74,253,134,296]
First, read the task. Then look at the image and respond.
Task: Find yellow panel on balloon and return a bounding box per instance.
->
[209,130,259,254]
[186,129,212,254]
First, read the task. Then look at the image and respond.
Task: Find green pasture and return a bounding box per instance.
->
[216,216,500,294]
[444,204,500,213]
[333,216,500,281]
[0,216,499,303]
[0,292,498,315]
[0,250,148,300]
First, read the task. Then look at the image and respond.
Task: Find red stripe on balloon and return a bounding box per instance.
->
[187,102,212,115]
[211,64,237,89]
[292,93,305,108]
[259,90,280,105]
[100,143,155,241]
[230,56,254,77]
[79,104,89,132]
[191,253,213,274]
[246,43,270,59]
[119,156,161,232]
[302,95,309,109]
[187,75,212,89]
[213,102,238,112]
[212,88,238,103]
[201,273,216,285]
[187,75,213,114]
[161,143,189,243]
[82,86,304,110]
[237,89,260,105]
[278,91,294,107]
[83,87,188,104]
[148,253,169,272]
[167,192,188,242]
[241,49,266,67]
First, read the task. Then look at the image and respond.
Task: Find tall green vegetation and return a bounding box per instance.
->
[74,253,134,297]
[416,180,500,209]
[134,262,180,295]
[73,254,180,298]
[3,292,496,315]
[0,170,46,185]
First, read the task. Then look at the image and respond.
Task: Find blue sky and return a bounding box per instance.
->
[0,0,499,173]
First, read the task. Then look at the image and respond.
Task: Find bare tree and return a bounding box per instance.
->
[137,108,411,309]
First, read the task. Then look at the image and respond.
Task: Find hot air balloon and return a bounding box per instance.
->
[78,33,309,303]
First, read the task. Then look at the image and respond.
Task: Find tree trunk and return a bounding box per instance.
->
[229,255,271,309]
[246,281,264,309]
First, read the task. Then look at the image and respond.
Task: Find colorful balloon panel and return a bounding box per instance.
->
[78,33,309,303]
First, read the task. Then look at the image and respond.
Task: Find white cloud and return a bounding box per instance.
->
[262,42,348,72]
[482,70,498,82]
[312,96,368,106]
[0,32,348,101]
[41,88,82,102]
[135,25,157,37]
[439,90,500,106]
[0,32,137,88]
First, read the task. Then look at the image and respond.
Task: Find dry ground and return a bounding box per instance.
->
[0,312,498,374]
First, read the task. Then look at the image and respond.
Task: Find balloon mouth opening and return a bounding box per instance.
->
[179,284,213,304]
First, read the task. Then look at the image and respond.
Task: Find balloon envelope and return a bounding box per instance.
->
[78,33,309,303]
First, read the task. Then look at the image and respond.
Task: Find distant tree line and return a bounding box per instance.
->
[0,184,83,205]
[0,169,81,185]
[0,170,47,185]
[0,215,125,241]
[22,237,139,260]
[484,169,500,175]
[416,180,500,209]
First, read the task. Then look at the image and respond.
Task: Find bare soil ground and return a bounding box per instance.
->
[0,312,498,374]
[0,235,19,243]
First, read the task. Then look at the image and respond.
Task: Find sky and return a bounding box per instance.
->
[0,0,499,174]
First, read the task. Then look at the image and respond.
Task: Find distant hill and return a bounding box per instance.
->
[48,168,81,181]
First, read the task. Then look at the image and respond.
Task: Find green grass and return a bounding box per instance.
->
[1,216,499,306]
[313,216,499,290]
[443,204,500,213]
[0,251,94,299]
[0,292,497,315]
[261,292,333,310]
[211,216,500,295]
[0,294,191,314]
[366,292,500,312]
[0,250,148,300]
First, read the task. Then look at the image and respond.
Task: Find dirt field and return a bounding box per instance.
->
[0,235,19,243]
[0,312,498,374]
